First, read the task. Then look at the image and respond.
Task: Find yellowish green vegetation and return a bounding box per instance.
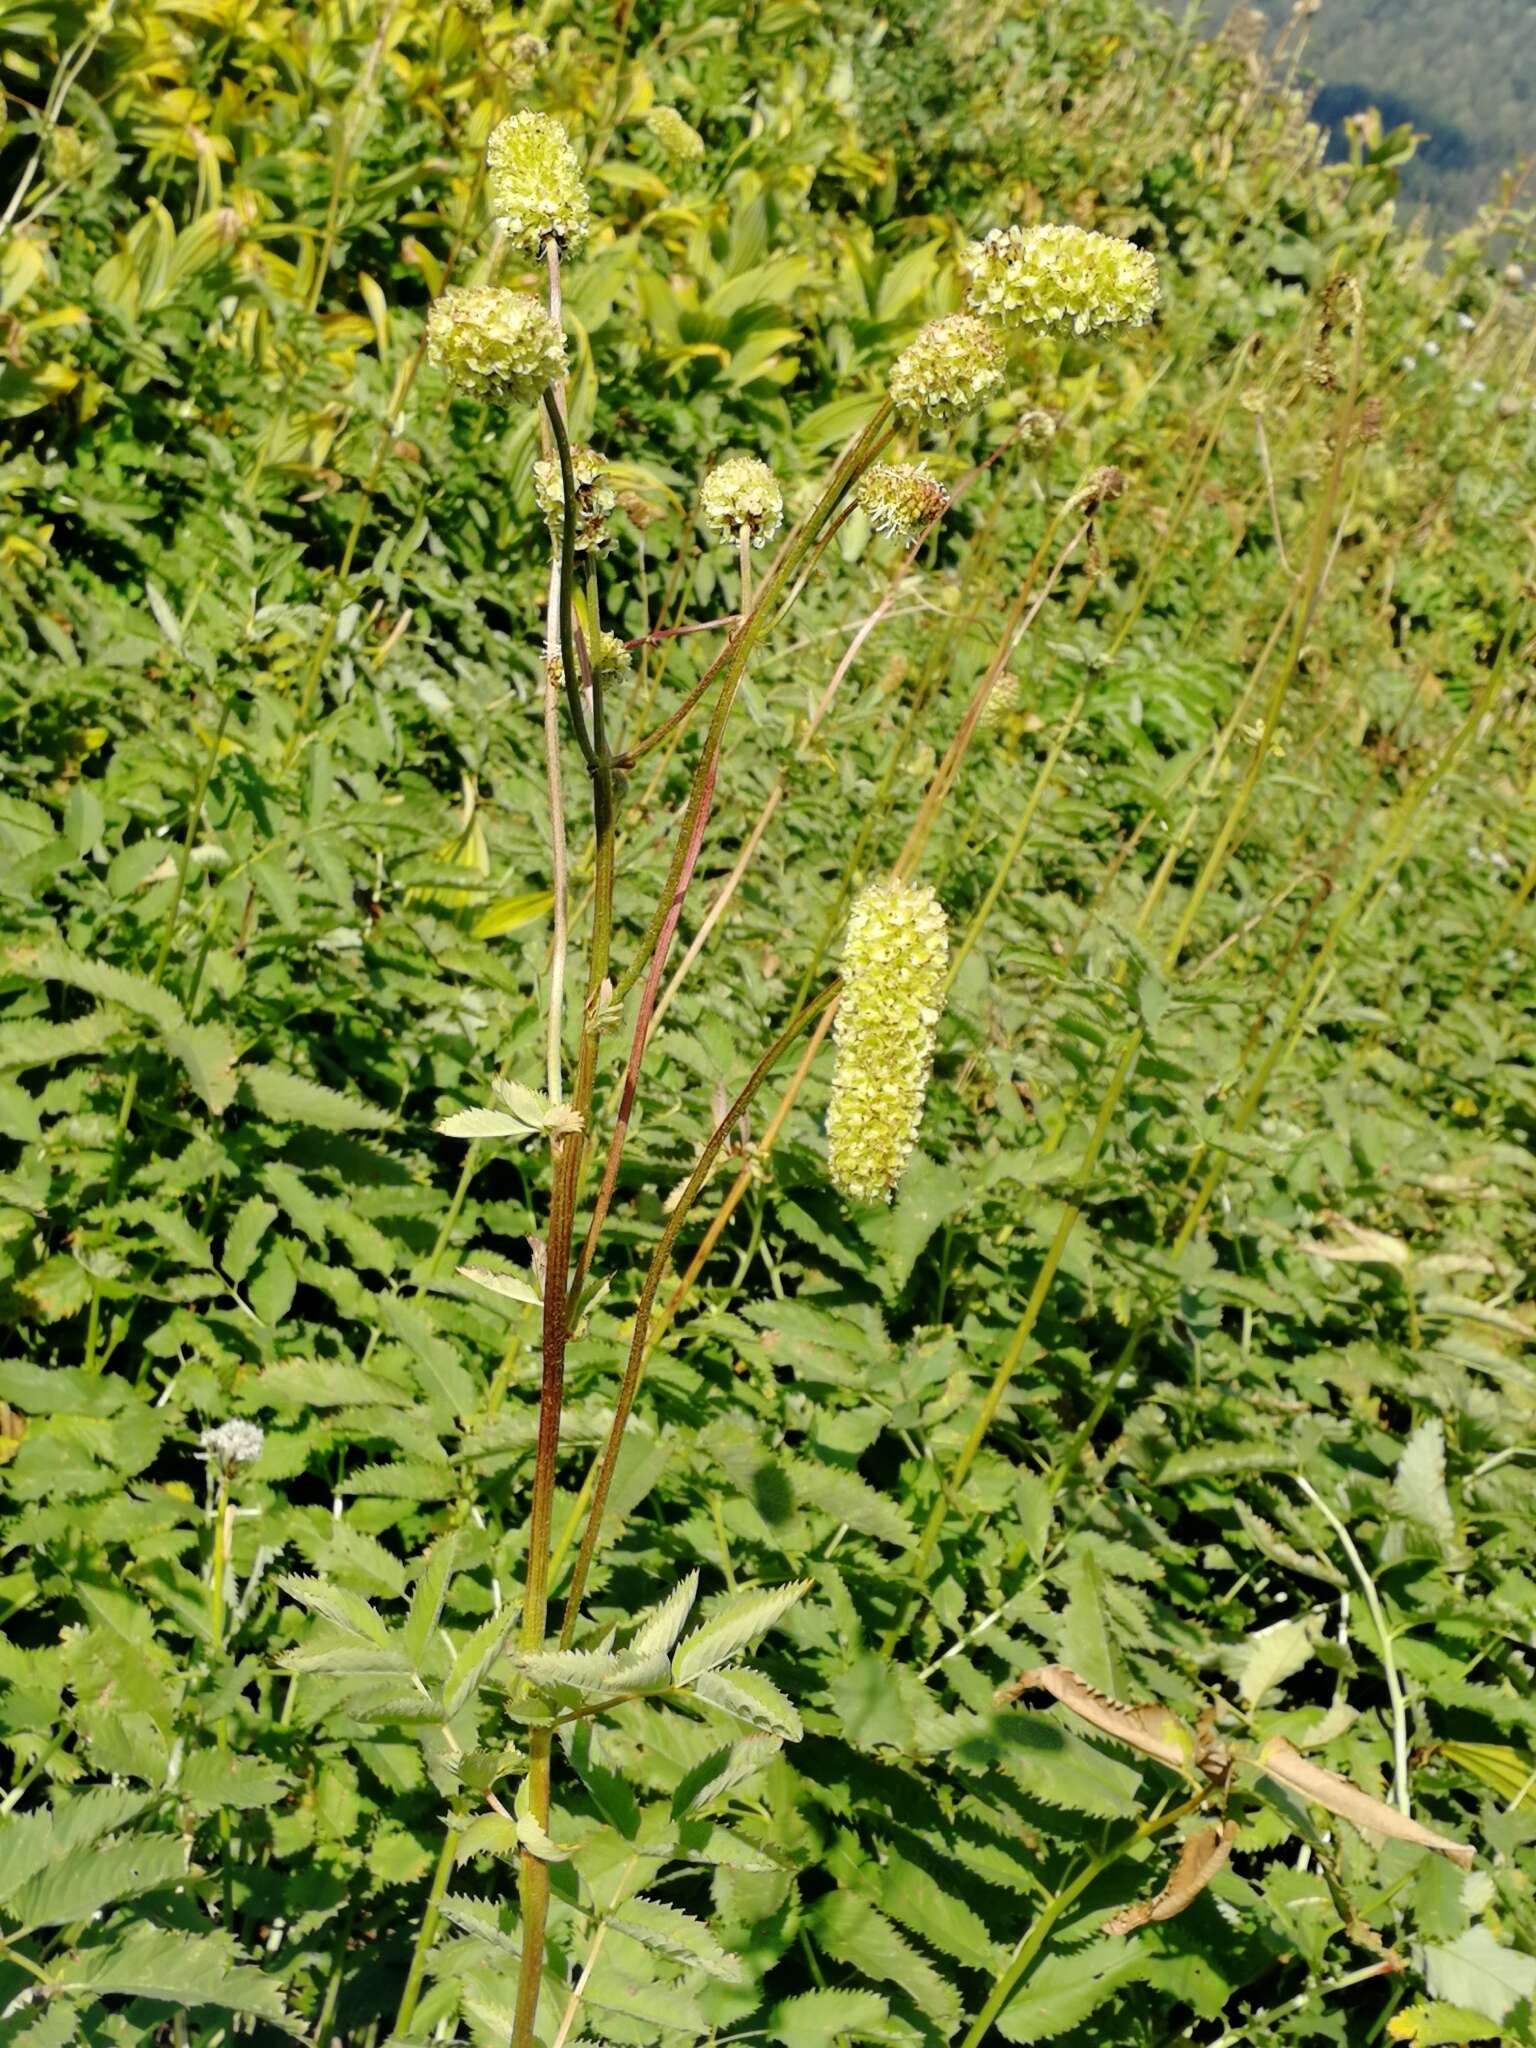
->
[1,2,1535,2045]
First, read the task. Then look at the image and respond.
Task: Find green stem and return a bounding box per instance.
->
[394,1803,462,2039]
[558,981,841,1644]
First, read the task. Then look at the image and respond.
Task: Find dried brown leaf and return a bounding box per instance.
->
[996,1666,1195,1773]
[1257,1738,1474,1868]
[1104,1822,1239,1936]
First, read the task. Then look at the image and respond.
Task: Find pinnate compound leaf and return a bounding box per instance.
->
[673,1579,811,1684]
[0,1790,153,1906]
[608,1896,745,1982]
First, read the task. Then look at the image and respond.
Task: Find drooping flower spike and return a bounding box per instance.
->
[826,878,949,1204]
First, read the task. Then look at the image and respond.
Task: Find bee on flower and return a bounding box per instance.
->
[533,443,616,553]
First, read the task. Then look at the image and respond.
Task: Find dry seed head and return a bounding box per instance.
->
[855,463,951,542]
[646,104,705,163]
[201,1419,265,1471]
[486,111,591,257]
[826,878,949,1204]
[889,315,1006,425]
[963,223,1159,336]
[1073,465,1128,512]
[533,442,616,552]
[427,286,566,407]
[547,630,633,693]
[700,455,784,548]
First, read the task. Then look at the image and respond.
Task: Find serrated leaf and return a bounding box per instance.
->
[793,1460,913,1548]
[277,1573,392,1648]
[1391,1419,1457,1550]
[1422,1927,1536,2022]
[769,1988,891,2046]
[458,1263,542,1306]
[673,1580,810,1684]
[275,1640,412,1678]
[1104,1823,1238,1935]
[994,1939,1149,2042]
[629,1571,700,1661]
[223,1196,277,1284]
[1255,1738,1474,1866]
[241,1064,393,1131]
[61,1927,296,2029]
[7,1832,187,1930]
[691,1666,803,1740]
[609,1896,745,1982]
[436,1108,542,1141]
[1235,1614,1319,1706]
[810,1890,960,2027]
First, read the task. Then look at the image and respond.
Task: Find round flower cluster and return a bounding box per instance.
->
[201,1419,265,1471]
[549,630,633,693]
[427,287,565,408]
[503,29,548,85]
[533,442,616,553]
[977,672,1021,733]
[855,463,951,543]
[487,111,591,258]
[889,315,1005,425]
[646,104,705,164]
[963,224,1159,336]
[455,0,493,18]
[700,455,784,549]
[826,878,949,1204]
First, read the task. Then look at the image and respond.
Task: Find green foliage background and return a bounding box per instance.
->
[2,0,1536,2044]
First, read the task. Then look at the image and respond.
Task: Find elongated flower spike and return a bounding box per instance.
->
[427,287,565,408]
[700,455,784,549]
[963,223,1159,336]
[646,104,705,163]
[533,443,616,553]
[487,110,591,258]
[827,879,949,1204]
[889,315,1006,425]
[855,463,951,544]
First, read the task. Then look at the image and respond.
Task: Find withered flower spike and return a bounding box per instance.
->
[1256,1738,1474,1869]
[1103,1822,1239,1937]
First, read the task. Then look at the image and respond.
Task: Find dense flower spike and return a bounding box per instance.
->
[889,315,1005,424]
[486,111,591,257]
[963,223,1159,336]
[978,671,1021,732]
[700,455,784,548]
[201,1419,265,1470]
[427,286,566,407]
[533,443,616,553]
[646,104,705,163]
[548,630,633,693]
[826,879,949,1203]
[855,463,951,542]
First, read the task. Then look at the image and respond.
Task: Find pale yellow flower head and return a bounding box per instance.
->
[646,104,705,163]
[548,630,633,693]
[533,443,616,553]
[487,111,591,257]
[855,463,951,543]
[826,878,949,1204]
[963,224,1159,336]
[426,286,565,407]
[700,455,783,549]
[889,315,1005,425]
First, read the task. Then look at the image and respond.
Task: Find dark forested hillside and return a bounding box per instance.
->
[1254,0,1536,220]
